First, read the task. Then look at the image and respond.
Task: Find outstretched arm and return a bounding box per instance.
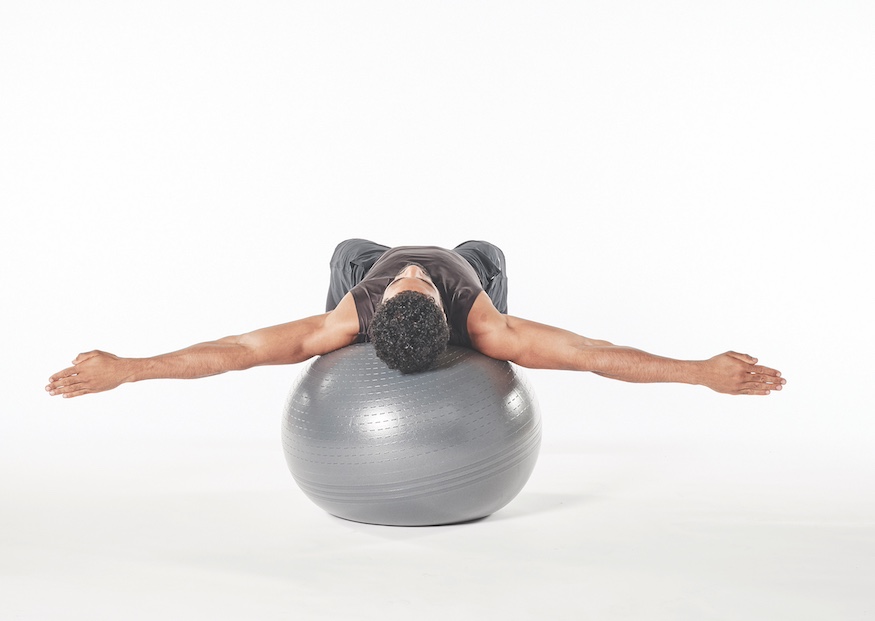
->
[467,293,785,396]
[46,295,360,398]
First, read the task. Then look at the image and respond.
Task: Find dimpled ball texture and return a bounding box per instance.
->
[281,344,542,526]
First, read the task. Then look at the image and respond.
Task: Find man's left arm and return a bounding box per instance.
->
[466,293,785,396]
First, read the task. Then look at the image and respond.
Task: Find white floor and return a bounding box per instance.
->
[3,411,872,621]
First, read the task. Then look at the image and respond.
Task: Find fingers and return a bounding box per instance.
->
[58,389,91,399]
[46,366,88,396]
[49,385,90,398]
[46,383,87,397]
[61,388,91,399]
[46,373,85,396]
[49,375,83,388]
[738,387,773,396]
[724,352,787,395]
[747,372,785,385]
[726,351,758,365]
[751,364,781,378]
[740,381,782,393]
[744,363,786,394]
[47,385,90,398]
[49,365,78,383]
[738,374,786,395]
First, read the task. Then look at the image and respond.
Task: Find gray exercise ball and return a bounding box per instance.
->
[281,344,541,526]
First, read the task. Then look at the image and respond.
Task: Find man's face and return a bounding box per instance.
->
[381,264,444,311]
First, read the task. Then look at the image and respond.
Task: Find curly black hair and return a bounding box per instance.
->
[369,290,450,373]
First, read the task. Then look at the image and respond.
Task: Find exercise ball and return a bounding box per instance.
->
[281,344,541,526]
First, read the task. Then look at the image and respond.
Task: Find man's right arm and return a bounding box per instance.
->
[46,295,361,398]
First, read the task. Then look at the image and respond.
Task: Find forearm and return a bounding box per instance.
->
[124,337,253,384]
[580,346,704,385]
[512,336,705,386]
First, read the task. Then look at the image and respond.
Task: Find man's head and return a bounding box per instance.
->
[369,264,449,373]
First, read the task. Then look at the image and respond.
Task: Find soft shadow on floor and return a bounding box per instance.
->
[484,491,596,522]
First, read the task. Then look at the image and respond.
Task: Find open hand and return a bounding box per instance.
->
[46,350,131,398]
[702,351,786,395]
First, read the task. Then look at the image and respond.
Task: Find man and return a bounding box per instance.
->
[45,239,785,398]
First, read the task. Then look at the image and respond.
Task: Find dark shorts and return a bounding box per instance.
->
[325,239,508,314]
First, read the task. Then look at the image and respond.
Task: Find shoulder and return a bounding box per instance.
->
[322,293,363,342]
[466,292,511,353]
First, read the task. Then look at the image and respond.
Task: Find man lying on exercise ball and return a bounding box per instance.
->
[46,239,785,399]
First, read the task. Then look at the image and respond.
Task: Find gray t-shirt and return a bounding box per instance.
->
[350,246,484,347]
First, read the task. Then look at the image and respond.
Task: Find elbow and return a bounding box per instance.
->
[572,345,615,374]
[224,336,260,370]
[233,347,258,371]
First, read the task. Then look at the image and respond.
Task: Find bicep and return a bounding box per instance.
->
[469,299,613,369]
[236,296,360,366]
[496,316,604,369]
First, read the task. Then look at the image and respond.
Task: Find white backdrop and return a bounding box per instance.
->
[2,2,873,620]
